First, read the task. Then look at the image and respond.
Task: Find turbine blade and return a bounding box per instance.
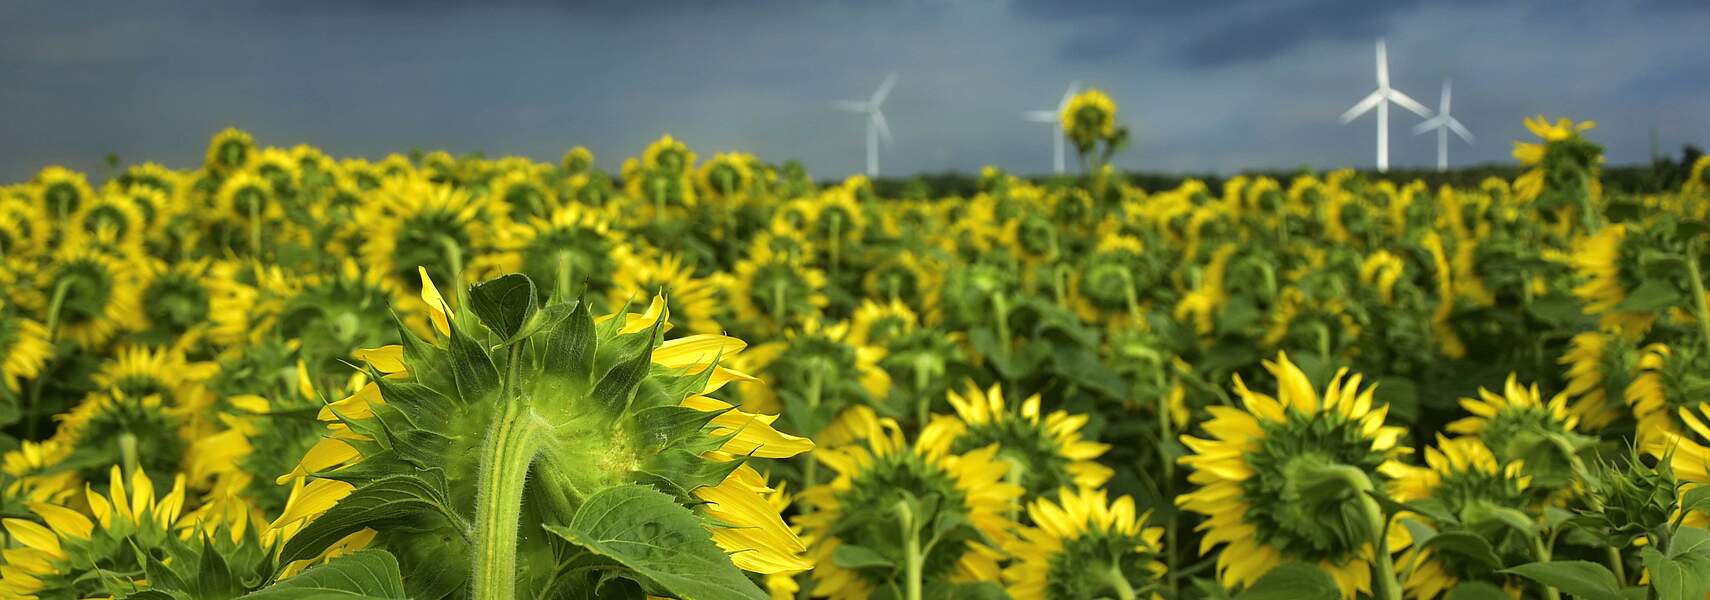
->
[1386,89,1434,118]
[1441,79,1452,115]
[1411,117,1442,135]
[872,111,893,146]
[833,100,868,113]
[1058,80,1081,110]
[870,73,897,106]
[1024,110,1058,123]
[1448,119,1475,143]
[1340,90,1383,123]
[1376,39,1389,88]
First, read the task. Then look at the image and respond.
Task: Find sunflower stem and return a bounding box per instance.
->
[1101,562,1138,600]
[1529,534,1561,600]
[249,196,263,257]
[1324,465,1401,600]
[118,433,139,481]
[1154,381,1179,597]
[1683,242,1710,357]
[471,395,538,600]
[26,279,73,440]
[896,501,925,600]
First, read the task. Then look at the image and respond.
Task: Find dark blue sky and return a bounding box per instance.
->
[1,1,1704,182]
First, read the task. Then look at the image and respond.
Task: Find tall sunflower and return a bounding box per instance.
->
[917,381,1112,499]
[609,250,724,336]
[1558,330,1634,431]
[728,232,829,336]
[358,176,489,308]
[33,244,141,350]
[1004,487,1166,600]
[1570,225,1655,335]
[1177,353,1411,598]
[797,418,1022,599]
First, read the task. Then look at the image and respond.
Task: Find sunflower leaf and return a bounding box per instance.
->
[543,484,767,600]
[242,549,407,600]
[278,474,463,567]
[1233,563,1339,600]
[1444,582,1510,600]
[1502,560,1626,600]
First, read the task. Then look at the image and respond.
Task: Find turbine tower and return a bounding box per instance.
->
[834,74,896,177]
[1412,80,1475,172]
[1024,81,1080,174]
[1339,39,1432,172]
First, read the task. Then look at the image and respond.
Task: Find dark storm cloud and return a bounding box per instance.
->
[0,1,1706,182]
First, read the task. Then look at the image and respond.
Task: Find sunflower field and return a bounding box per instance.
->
[2,92,1710,600]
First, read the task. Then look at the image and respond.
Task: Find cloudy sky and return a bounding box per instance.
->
[1,1,1704,182]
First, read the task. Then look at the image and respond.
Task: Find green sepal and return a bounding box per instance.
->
[542,293,596,389]
[590,318,664,420]
[242,549,407,600]
[627,405,727,456]
[446,318,500,404]
[468,273,538,341]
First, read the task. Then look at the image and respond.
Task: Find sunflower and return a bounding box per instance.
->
[849,297,918,348]
[272,269,812,590]
[64,190,147,253]
[698,152,756,200]
[0,465,255,599]
[1558,330,1635,431]
[1176,353,1411,598]
[0,305,52,394]
[357,176,489,305]
[1382,436,1532,599]
[1624,343,1704,453]
[1360,250,1406,306]
[1004,487,1166,600]
[797,417,1022,599]
[49,388,211,490]
[918,381,1112,499]
[623,135,699,213]
[1513,116,1600,204]
[204,128,256,175]
[482,202,623,303]
[1570,225,1655,334]
[1446,375,1586,494]
[741,318,891,434]
[0,200,48,261]
[215,171,281,233]
[1173,243,1236,336]
[487,169,555,226]
[1069,234,1155,328]
[561,146,595,174]
[860,249,943,319]
[1062,88,1119,154]
[135,257,216,346]
[33,165,96,221]
[729,232,830,336]
[33,245,141,349]
[609,250,724,336]
[92,344,217,403]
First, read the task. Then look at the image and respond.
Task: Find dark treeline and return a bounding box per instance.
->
[853,144,1705,199]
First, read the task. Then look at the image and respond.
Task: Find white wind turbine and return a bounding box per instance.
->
[1339,39,1433,172]
[834,74,897,177]
[1023,81,1080,174]
[1412,80,1474,172]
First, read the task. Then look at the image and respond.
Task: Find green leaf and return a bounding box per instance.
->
[447,320,501,402]
[831,544,896,570]
[279,474,461,566]
[243,549,407,600]
[1425,531,1504,570]
[1642,526,1710,600]
[1444,582,1510,600]
[543,484,766,600]
[1502,560,1626,600]
[1612,278,1685,312]
[469,273,538,341]
[1234,563,1339,600]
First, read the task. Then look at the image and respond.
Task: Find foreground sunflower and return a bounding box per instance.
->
[1383,436,1533,599]
[1176,353,1411,599]
[1004,487,1166,600]
[797,418,1021,599]
[272,269,811,599]
[917,381,1112,499]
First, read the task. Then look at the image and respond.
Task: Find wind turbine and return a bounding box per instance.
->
[1339,39,1433,172]
[834,74,896,177]
[1412,80,1474,172]
[1024,81,1080,174]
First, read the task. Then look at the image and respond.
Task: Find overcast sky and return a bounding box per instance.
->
[1,1,1705,182]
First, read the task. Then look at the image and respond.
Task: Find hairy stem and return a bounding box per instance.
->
[471,400,538,600]
[1685,243,1710,357]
